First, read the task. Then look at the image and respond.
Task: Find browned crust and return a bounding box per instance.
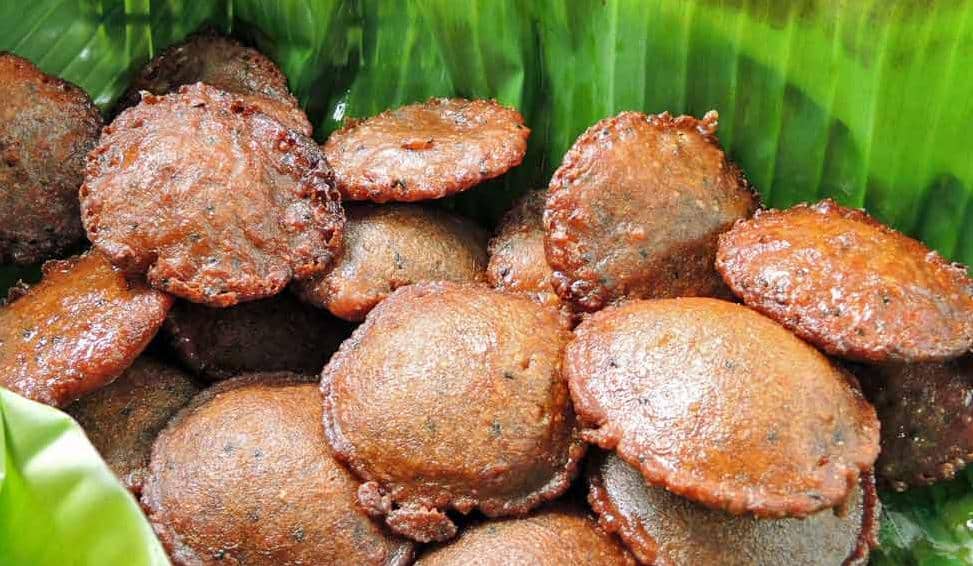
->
[544,111,757,312]
[320,281,586,542]
[324,98,530,202]
[587,451,880,566]
[716,198,973,363]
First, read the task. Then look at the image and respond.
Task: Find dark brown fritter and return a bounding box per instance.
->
[166,292,354,380]
[859,357,973,491]
[587,450,879,566]
[142,374,415,566]
[0,52,102,264]
[324,98,530,202]
[0,251,173,407]
[66,357,200,494]
[544,111,757,312]
[117,32,311,136]
[415,504,635,566]
[80,83,344,308]
[322,282,584,542]
[487,190,562,309]
[295,203,488,321]
[716,199,973,363]
[565,298,880,518]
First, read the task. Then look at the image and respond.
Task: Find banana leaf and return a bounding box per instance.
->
[1,0,972,563]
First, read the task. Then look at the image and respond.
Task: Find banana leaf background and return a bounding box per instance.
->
[1,0,972,563]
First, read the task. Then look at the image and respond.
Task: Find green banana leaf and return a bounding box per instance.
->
[1,0,972,563]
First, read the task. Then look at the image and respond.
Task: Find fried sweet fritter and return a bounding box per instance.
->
[322,282,584,542]
[81,83,344,307]
[143,374,414,566]
[0,52,102,264]
[565,298,880,518]
[716,199,973,363]
[0,251,172,407]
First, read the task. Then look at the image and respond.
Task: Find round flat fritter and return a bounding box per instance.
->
[0,52,102,264]
[415,504,635,566]
[66,357,200,494]
[859,357,973,491]
[166,292,354,380]
[716,199,973,363]
[587,451,879,566]
[324,98,530,202]
[0,251,173,407]
[544,111,757,312]
[322,282,584,543]
[565,298,880,518]
[117,32,311,136]
[143,374,414,566]
[295,203,488,321]
[487,190,561,309]
[81,83,344,307]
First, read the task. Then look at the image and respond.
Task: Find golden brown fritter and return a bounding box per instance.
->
[117,32,311,136]
[0,251,172,407]
[415,504,635,566]
[322,282,584,542]
[565,298,880,518]
[81,83,344,307]
[587,451,879,566]
[142,374,414,566]
[66,357,200,494]
[295,203,488,321]
[324,98,530,202]
[716,199,973,363]
[166,292,354,380]
[544,111,757,312]
[859,357,973,491]
[487,190,561,309]
[0,52,102,264]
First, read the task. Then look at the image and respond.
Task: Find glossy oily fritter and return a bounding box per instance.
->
[143,374,414,566]
[0,52,102,264]
[322,282,584,543]
[80,83,344,307]
[415,504,634,566]
[324,98,530,202]
[66,357,200,494]
[860,357,973,491]
[587,451,878,566]
[716,199,973,363]
[0,252,172,407]
[166,292,354,380]
[487,190,561,308]
[544,111,757,312]
[565,298,880,518]
[117,32,311,136]
[295,203,488,321]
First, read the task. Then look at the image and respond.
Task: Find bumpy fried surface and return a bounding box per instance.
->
[322,282,584,542]
[143,374,414,566]
[81,83,344,307]
[67,357,199,494]
[716,199,973,363]
[296,204,488,321]
[415,504,635,566]
[859,357,973,491]
[117,32,310,136]
[324,98,529,202]
[544,111,757,312]
[0,252,172,407]
[587,451,879,566]
[487,190,561,309]
[0,52,102,264]
[166,292,354,380]
[565,298,880,518]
